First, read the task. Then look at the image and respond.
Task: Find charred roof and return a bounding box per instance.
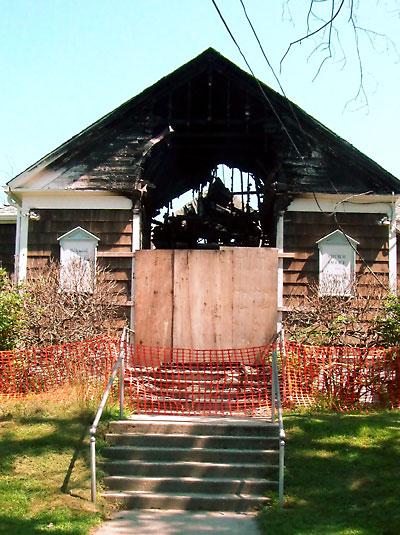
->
[8,47,400,208]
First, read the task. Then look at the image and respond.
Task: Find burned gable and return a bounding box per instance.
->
[7,48,400,251]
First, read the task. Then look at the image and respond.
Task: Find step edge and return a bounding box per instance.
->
[102,446,279,453]
[103,475,278,483]
[101,491,272,500]
[105,434,279,440]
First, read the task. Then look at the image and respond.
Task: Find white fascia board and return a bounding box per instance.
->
[58,226,100,242]
[316,229,360,247]
[11,167,67,190]
[287,194,396,215]
[17,191,132,210]
[0,214,17,223]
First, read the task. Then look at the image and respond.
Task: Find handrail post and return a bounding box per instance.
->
[271,350,276,423]
[89,326,128,504]
[90,431,96,502]
[279,434,285,506]
[272,334,285,507]
[119,335,125,419]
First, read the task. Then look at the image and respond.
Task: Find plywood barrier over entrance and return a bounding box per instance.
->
[135,248,278,349]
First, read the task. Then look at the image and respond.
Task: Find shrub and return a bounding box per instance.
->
[284,276,387,346]
[374,294,400,347]
[19,260,122,347]
[0,268,24,350]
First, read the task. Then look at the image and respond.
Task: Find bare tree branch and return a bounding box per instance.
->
[280,0,346,72]
[279,0,399,112]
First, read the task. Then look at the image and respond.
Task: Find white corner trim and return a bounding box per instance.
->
[276,211,284,334]
[16,191,132,210]
[389,207,397,295]
[287,195,393,215]
[16,209,29,282]
[130,208,142,332]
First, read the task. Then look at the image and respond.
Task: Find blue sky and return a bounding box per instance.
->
[1,0,399,203]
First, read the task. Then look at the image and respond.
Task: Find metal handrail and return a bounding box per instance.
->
[89,326,128,502]
[272,331,286,507]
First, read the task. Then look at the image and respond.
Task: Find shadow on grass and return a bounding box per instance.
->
[0,401,121,534]
[259,411,400,535]
[0,405,120,479]
[0,414,91,476]
[0,510,100,535]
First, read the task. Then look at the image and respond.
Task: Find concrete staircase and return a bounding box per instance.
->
[101,415,279,511]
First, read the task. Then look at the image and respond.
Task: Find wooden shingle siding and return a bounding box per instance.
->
[27,209,132,323]
[283,211,389,299]
[0,223,16,274]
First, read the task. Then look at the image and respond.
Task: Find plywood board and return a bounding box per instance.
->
[172,249,235,349]
[135,248,278,349]
[232,248,278,347]
[135,250,173,347]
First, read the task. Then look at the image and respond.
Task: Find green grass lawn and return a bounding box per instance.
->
[0,393,113,535]
[260,411,400,535]
[1,397,399,535]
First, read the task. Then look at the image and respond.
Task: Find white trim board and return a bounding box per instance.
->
[9,191,132,210]
[287,196,394,215]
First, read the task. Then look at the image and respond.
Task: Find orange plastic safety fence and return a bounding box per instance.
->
[0,337,119,399]
[282,342,400,410]
[2,338,399,411]
[124,344,274,417]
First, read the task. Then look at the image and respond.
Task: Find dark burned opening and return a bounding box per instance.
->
[136,65,292,248]
[152,165,269,249]
[138,124,290,249]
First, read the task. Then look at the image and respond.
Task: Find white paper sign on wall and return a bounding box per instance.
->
[316,230,359,296]
[57,227,100,292]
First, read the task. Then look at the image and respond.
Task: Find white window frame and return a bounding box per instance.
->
[57,226,99,293]
[316,230,359,296]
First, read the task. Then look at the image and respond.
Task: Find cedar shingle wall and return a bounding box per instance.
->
[0,223,16,274]
[27,209,132,325]
[283,211,389,301]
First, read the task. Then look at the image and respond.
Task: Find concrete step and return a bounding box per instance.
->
[129,387,267,396]
[105,433,278,449]
[131,394,268,402]
[101,460,278,479]
[133,403,271,415]
[101,490,271,512]
[127,367,266,376]
[129,377,265,386]
[102,446,279,463]
[103,475,277,494]
[101,415,281,512]
[109,418,279,437]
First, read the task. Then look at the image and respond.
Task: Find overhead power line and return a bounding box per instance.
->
[210,0,303,158]
[238,0,310,146]
[211,0,385,289]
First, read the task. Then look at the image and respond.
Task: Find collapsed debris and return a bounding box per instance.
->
[152,175,263,248]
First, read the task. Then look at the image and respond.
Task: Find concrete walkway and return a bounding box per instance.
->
[94,510,260,534]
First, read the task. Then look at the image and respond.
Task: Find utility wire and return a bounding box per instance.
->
[212,0,385,290]
[238,0,311,147]
[210,0,303,158]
